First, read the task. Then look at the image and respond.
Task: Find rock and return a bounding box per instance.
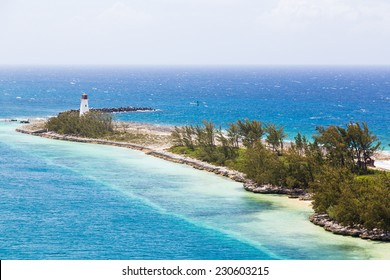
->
[310,213,390,242]
[243,181,306,196]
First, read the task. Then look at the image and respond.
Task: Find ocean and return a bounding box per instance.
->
[1,66,389,146]
[1,66,389,259]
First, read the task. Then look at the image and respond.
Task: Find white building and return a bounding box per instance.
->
[79,93,89,116]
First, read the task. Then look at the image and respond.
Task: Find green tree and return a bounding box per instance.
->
[183,125,196,149]
[290,132,309,156]
[236,119,264,148]
[46,110,113,138]
[216,128,238,162]
[359,173,390,230]
[284,149,312,189]
[194,120,216,148]
[328,178,364,226]
[315,125,351,168]
[265,124,287,155]
[316,122,382,174]
[242,141,286,186]
[311,166,354,214]
[227,122,240,148]
[346,122,381,173]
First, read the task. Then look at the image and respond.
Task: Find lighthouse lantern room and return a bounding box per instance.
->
[80,93,89,116]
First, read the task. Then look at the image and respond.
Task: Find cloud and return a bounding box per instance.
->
[275,0,357,21]
[256,0,390,34]
[97,2,153,26]
[1,0,389,65]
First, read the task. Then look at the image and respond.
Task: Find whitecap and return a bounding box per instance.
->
[16,96,22,99]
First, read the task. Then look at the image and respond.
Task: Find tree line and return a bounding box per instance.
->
[171,119,287,164]
[171,119,389,231]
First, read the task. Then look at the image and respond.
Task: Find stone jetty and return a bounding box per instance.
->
[65,106,156,114]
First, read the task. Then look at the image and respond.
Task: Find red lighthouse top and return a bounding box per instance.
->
[81,93,88,100]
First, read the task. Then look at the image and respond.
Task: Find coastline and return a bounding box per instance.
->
[310,213,390,241]
[15,122,247,183]
[15,120,390,242]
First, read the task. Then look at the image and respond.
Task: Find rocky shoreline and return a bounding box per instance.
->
[16,124,389,242]
[243,180,312,200]
[15,127,247,183]
[310,213,390,242]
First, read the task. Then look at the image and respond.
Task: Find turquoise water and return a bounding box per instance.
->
[1,122,389,260]
[1,66,389,259]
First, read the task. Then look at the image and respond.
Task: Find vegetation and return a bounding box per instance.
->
[46,111,173,146]
[170,119,390,231]
[45,112,390,232]
[236,119,264,148]
[315,122,381,174]
[265,124,287,155]
[312,168,390,231]
[46,111,114,138]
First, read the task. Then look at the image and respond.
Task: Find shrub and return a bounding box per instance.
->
[46,111,113,138]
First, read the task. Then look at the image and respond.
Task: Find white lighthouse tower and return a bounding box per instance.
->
[79,93,89,116]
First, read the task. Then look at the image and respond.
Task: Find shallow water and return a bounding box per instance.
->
[1,123,389,260]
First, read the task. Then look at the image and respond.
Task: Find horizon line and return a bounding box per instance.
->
[1,64,390,68]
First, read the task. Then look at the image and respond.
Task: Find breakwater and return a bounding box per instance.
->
[65,106,156,114]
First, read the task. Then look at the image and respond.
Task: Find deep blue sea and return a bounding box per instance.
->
[1,66,389,260]
[1,66,389,145]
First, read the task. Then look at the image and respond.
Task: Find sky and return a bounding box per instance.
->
[0,0,389,65]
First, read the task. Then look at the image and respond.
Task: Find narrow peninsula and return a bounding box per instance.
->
[16,110,390,242]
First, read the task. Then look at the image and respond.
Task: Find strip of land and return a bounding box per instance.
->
[16,120,247,182]
[16,119,390,242]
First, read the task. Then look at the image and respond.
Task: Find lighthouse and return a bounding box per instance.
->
[79,93,89,116]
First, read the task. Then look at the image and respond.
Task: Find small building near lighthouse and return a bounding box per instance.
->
[80,93,89,116]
